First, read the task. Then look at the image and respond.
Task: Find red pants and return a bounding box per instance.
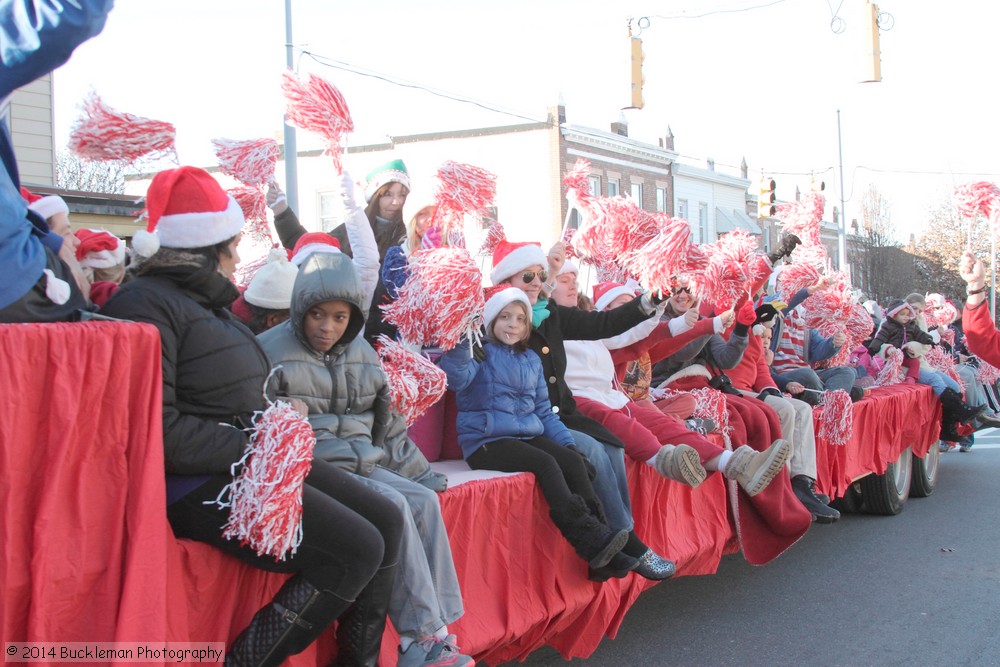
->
[574,396,724,464]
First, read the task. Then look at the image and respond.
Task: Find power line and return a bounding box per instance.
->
[650,0,789,21]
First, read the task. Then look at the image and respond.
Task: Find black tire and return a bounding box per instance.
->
[910,442,940,498]
[859,447,912,515]
[830,481,863,514]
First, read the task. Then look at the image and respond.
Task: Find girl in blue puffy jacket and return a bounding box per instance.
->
[439,286,629,571]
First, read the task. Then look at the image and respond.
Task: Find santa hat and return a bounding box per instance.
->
[483,285,531,331]
[885,299,914,319]
[593,282,635,312]
[74,228,126,268]
[132,166,244,257]
[364,158,410,203]
[289,232,341,267]
[20,187,69,220]
[924,293,946,309]
[245,248,298,309]
[490,239,547,285]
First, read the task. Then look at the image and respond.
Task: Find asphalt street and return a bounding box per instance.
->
[505,432,1000,667]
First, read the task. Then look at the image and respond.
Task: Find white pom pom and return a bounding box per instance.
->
[752,324,764,337]
[132,229,160,257]
[266,246,289,264]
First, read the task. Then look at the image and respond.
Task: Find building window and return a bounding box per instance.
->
[698,203,709,243]
[588,175,601,197]
[630,182,642,206]
[608,179,620,197]
[318,191,339,232]
[677,198,688,221]
[656,187,667,213]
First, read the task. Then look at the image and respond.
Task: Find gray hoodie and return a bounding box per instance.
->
[259,252,440,486]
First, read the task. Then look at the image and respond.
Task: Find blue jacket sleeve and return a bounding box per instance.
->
[808,329,838,362]
[438,342,482,392]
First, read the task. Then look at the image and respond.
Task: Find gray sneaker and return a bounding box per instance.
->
[685,417,717,434]
[723,440,791,496]
[398,634,474,667]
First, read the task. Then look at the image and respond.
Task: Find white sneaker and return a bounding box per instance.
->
[723,440,791,496]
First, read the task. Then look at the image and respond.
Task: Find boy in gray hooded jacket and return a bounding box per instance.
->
[259,251,471,667]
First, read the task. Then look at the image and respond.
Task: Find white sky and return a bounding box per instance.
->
[50,0,1000,243]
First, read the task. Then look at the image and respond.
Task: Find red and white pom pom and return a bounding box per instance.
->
[218,399,316,561]
[281,69,353,173]
[977,359,1000,385]
[563,158,593,197]
[213,137,280,187]
[954,181,1000,219]
[433,161,497,237]
[382,247,485,350]
[229,186,272,246]
[925,346,963,387]
[813,389,854,446]
[651,386,730,446]
[694,230,758,309]
[68,92,176,163]
[802,272,856,339]
[775,192,825,246]
[376,336,449,425]
[625,217,693,294]
[874,347,906,386]
[477,221,507,259]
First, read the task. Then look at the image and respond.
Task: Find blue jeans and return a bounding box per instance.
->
[774,365,857,394]
[918,369,962,397]
[568,430,633,533]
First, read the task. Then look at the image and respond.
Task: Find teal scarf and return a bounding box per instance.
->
[532,299,551,328]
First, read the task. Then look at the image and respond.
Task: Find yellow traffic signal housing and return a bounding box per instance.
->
[758,178,776,218]
[862,1,882,83]
[810,178,825,192]
[628,36,645,110]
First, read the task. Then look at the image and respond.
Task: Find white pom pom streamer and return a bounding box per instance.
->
[813,389,853,446]
[68,91,176,163]
[874,347,906,387]
[214,390,316,562]
[377,337,449,425]
[212,137,280,187]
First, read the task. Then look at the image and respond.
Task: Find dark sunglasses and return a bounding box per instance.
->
[521,270,548,284]
[672,286,691,295]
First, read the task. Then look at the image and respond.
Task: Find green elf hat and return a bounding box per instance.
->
[364,158,410,203]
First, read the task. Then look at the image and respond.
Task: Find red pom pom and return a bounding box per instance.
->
[281,69,353,173]
[218,400,316,561]
[954,181,1000,219]
[693,230,759,309]
[775,192,825,245]
[874,347,906,386]
[382,247,486,350]
[433,161,497,237]
[624,217,693,294]
[213,137,280,187]
[229,186,272,246]
[68,91,176,163]
[377,337,449,425]
[813,389,853,446]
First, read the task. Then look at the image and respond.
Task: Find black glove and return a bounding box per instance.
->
[767,233,802,264]
[757,387,782,401]
[472,339,487,362]
[567,445,597,481]
[649,290,667,306]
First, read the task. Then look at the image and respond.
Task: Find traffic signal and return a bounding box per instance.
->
[862,1,882,83]
[627,36,645,110]
[810,178,825,192]
[758,178,776,218]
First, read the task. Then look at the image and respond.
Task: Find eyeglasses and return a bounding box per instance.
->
[521,270,548,284]
[672,287,691,295]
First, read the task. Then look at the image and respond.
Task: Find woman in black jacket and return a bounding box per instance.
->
[101,166,402,667]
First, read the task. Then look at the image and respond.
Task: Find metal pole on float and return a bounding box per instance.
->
[283,0,299,213]
[836,110,847,270]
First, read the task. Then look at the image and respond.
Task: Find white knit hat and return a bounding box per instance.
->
[483,286,531,331]
[245,248,298,309]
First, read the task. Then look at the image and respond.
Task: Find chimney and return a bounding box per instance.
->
[706,158,715,171]
[548,98,567,125]
[610,112,629,137]
[664,125,675,151]
[740,157,748,179]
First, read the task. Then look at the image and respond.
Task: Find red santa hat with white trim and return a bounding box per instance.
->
[131,166,244,257]
[592,282,636,311]
[74,228,126,268]
[483,284,532,330]
[489,239,547,285]
[289,232,341,267]
[20,186,69,220]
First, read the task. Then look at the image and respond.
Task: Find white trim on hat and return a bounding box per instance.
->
[364,169,411,203]
[556,259,579,277]
[490,244,548,285]
[28,195,69,220]
[155,196,245,249]
[290,243,341,267]
[79,244,126,269]
[595,285,635,312]
[484,287,532,332]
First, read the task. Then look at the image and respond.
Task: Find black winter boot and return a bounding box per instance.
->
[939,387,986,424]
[225,575,353,667]
[549,495,629,569]
[791,475,840,524]
[333,562,397,667]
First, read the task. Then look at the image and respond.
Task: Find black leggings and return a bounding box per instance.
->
[167,459,403,601]
[466,436,599,511]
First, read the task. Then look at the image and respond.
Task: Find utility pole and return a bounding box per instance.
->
[283,0,299,213]
[837,109,847,269]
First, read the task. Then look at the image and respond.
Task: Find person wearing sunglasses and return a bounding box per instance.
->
[487,238,671,581]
